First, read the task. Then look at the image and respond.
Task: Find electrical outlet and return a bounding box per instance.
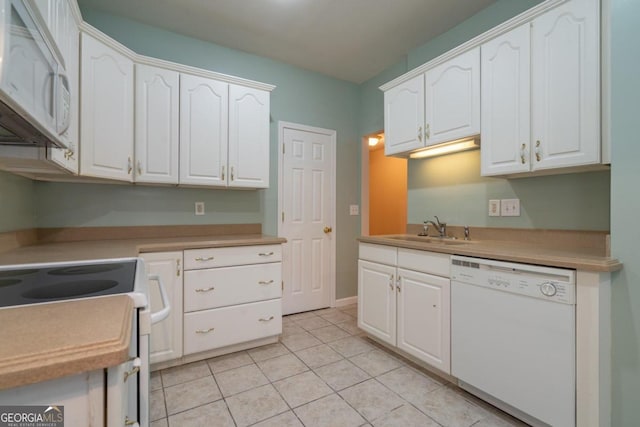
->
[349,204,360,216]
[489,199,501,217]
[195,202,205,216]
[501,199,520,216]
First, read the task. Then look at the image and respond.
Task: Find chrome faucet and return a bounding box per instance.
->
[422,216,447,238]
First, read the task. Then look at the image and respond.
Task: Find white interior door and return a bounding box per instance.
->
[279,122,336,315]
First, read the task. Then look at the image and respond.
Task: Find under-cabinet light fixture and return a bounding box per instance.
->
[368,137,379,147]
[409,137,480,159]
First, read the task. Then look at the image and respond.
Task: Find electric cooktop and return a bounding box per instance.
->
[0,259,137,308]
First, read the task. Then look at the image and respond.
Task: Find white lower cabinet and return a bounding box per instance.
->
[140,251,183,365]
[0,371,105,426]
[182,244,283,357]
[358,243,451,374]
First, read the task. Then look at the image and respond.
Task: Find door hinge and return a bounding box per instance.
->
[281,281,284,291]
[282,211,285,222]
[282,143,285,154]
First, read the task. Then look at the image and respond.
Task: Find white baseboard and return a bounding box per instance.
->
[335,296,357,307]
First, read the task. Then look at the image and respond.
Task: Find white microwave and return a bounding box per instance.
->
[0,0,70,148]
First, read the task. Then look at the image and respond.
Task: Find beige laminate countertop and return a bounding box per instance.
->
[359,235,622,272]
[0,295,133,390]
[0,234,284,389]
[0,234,286,266]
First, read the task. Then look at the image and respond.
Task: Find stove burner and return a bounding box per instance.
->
[0,279,21,288]
[0,269,39,278]
[22,280,120,300]
[47,264,123,276]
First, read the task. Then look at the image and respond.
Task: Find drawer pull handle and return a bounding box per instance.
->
[258,280,274,285]
[195,287,215,293]
[196,327,215,334]
[195,256,214,261]
[259,252,274,257]
[259,316,274,322]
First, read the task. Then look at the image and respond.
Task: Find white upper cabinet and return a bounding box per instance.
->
[531,0,600,171]
[228,85,270,188]
[481,23,531,176]
[384,75,425,156]
[179,74,228,186]
[80,32,134,181]
[425,47,480,146]
[135,65,180,184]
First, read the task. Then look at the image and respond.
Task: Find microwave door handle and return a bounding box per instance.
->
[57,73,71,135]
[148,274,171,324]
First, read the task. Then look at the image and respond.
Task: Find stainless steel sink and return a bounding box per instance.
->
[384,235,470,245]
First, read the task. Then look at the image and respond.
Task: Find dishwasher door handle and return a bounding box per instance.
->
[149,274,171,324]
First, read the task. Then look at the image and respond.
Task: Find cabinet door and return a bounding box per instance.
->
[80,32,134,181]
[180,74,228,186]
[49,0,79,173]
[480,24,531,176]
[397,268,451,374]
[531,0,600,170]
[384,74,425,156]
[425,47,480,146]
[135,65,179,184]
[228,85,270,188]
[140,251,183,365]
[357,260,396,346]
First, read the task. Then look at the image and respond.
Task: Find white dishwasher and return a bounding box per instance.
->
[450,255,575,427]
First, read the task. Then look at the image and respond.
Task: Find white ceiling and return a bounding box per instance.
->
[78,0,498,83]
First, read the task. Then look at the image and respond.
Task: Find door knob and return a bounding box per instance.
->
[323,226,332,234]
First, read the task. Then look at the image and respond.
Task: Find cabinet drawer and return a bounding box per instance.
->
[183,299,282,355]
[359,243,397,265]
[184,263,282,312]
[397,248,450,277]
[184,245,282,270]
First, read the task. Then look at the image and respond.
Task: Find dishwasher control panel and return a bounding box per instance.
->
[451,256,576,304]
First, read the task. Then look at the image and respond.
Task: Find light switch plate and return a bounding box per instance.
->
[349,204,360,216]
[489,199,501,217]
[195,202,205,215]
[501,199,520,216]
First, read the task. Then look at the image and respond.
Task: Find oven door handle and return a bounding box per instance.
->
[148,274,171,324]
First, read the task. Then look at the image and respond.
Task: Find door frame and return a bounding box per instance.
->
[277,121,337,308]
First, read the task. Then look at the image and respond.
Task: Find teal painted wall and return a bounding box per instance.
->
[408,151,610,229]
[408,0,543,68]
[0,171,36,233]
[610,0,640,424]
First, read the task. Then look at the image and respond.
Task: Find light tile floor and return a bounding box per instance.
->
[150,304,528,427]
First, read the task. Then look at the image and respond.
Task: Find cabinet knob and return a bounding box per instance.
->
[418,126,423,142]
[258,280,274,285]
[195,256,214,262]
[195,286,215,293]
[259,252,275,257]
[535,140,541,162]
[425,123,430,139]
[137,160,142,175]
[196,327,215,334]
[520,144,526,164]
[221,165,225,181]
[259,316,275,322]
[176,259,181,277]
[127,157,133,174]
[231,166,235,181]
[388,274,394,291]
